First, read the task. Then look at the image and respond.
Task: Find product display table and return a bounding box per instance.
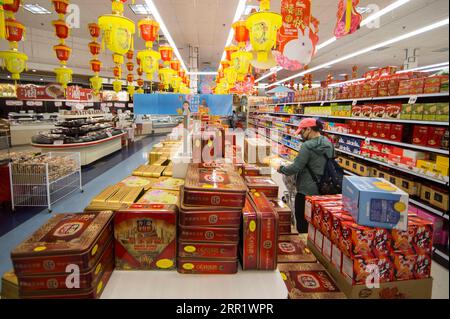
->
[10,124,56,146]
[101,269,288,299]
[32,133,126,166]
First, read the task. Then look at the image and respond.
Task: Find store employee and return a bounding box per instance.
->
[274,118,334,234]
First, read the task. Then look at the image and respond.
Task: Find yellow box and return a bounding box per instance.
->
[369,167,378,177]
[431,188,449,211]
[420,185,434,204]
[433,164,449,177]
[436,156,449,167]
[416,160,435,171]
[357,163,370,177]
[396,177,420,197]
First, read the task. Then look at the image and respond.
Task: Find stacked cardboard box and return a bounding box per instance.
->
[1,271,19,299]
[177,163,247,274]
[11,212,115,299]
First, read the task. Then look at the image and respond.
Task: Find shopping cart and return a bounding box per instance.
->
[282,173,298,228]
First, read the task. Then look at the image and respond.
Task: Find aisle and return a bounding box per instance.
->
[0,137,164,290]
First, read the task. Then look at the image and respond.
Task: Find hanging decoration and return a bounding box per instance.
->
[274,0,320,71]
[98,0,136,93]
[231,21,252,82]
[137,17,161,83]
[126,50,135,96]
[334,0,362,39]
[247,0,282,64]
[0,0,28,83]
[352,65,359,79]
[88,23,103,95]
[51,0,72,90]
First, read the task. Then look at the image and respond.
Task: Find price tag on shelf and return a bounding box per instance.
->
[107,103,113,107]
[352,100,358,106]
[408,95,418,104]
[55,102,63,107]
[320,101,325,106]
[53,140,64,145]
[106,132,113,138]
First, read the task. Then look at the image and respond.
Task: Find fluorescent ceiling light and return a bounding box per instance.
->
[145,0,187,72]
[368,66,379,69]
[257,0,411,83]
[220,0,248,64]
[23,4,51,14]
[419,66,449,73]
[129,4,152,15]
[398,62,449,73]
[269,18,449,88]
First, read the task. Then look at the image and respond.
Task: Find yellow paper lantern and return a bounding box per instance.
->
[137,49,160,75]
[224,67,237,86]
[98,14,135,61]
[171,76,182,92]
[231,50,252,81]
[136,87,144,94]
[113,79,122,93]
[127,85,135,96]
[90,75,103,94]
[159,67,176,89]
[246,0,282,63]
[54,66,72,89]
[0,50,27,80]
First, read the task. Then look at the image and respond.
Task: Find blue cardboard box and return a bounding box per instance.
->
[342,176,409,231]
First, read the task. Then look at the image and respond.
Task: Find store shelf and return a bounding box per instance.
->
[249,128,300,153]
[335,148,449,185]
[433,247,449,262]
[323,130,450,155]
[250,111,449,126]
[58,113,110,120]
[409,199,449,221]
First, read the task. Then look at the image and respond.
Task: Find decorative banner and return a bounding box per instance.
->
[16,84,65,100]
[275,0,319,71]
[66,85,94,101]
[334,0,362,39]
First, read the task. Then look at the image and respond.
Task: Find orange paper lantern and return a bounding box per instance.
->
[89,42,101,56]
[90,59,102,73]
[52,19,69,39]
[88,23,101,38]
[126,62,134,72]
[51,0,69,15]
[53,44,71,63]
[170,60,180,72]
[159,45,173,63]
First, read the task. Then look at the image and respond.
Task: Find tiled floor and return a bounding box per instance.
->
[0,136,448,299]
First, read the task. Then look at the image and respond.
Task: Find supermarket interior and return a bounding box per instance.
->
[0,0,449,301]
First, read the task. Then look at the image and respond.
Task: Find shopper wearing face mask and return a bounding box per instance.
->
[274,118,334,233]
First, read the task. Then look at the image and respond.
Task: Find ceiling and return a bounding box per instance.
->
[0,0,448,85]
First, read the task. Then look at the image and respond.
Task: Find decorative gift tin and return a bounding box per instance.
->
[1,271,19,299]
[246,177,279,198]
[277,235,317,263]
[115,204,178,270]
[278,263,346,299]
[137,189,180,206]
[249,192,279,270]
[279,223,293,235]
[178,225,240,243]
[11,212,114,276]
[269,199,292,224]
[241,196,258,270]
[179,209,241,228]
[178,242,238,259]
[117,176,157,190]
[183,164,247,208]
[152,177,185,191]
[18,239,114,295]
[177,258,238,275]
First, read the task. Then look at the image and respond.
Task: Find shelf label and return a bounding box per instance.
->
[409,95,418,104]
[106,132,113,138]
[320,101,325,106]
[352,100,358,106]
[55,102,63,107]
[53,140,64,145]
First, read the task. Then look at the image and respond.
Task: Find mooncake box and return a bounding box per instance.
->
[11,212,114,276]
[152,177,185,191]
[137,189,179,206]
[117,176,157,190]
[246,177,279,198]
[178,225,240,243]
[177,258,238,275]
[115,204,178,271]
[277,235,317,263]
[178,242,238,259]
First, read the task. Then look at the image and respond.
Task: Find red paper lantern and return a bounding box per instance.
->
[136,57,141,66]
[159,45,173,63]
[137,79,145,87]
[89,42,101,56]
[90,59,102,73]
[52,20,69,39]
[170,60,180,72]
[3,0,21,13]
[113,66,122,78]
[53,44,71,63]
[127,74,134,83]
[126,50,134,60]
[139,19,159,43]
[178,70,186,78]
[233,21,249,44]
[221,60,230,70]
[51,0,70,15]
[88,23,101,38]
[126,62,134,72]
[137,67,143,76]
[5,19,25,43]
[225,46,238,62]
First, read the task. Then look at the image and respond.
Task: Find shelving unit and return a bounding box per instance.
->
[248,90,450,268]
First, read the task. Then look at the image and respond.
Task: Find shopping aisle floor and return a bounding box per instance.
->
[0,137,164,290]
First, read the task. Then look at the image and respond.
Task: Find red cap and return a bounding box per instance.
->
[295,118,318,135]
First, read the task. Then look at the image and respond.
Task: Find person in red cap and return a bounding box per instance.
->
[274,118,334,233]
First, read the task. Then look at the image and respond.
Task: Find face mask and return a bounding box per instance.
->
[301,128,311,141]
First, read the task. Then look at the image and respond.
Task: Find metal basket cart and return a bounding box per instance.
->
[9,152,83,212]
[282,173,298,228]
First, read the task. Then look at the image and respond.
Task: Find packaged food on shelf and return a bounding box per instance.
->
[114,204,178,270]
[411,104,424,121]
[278,263,346,299]
[277,235,317,263]
[177,258,238,274]
[179,202,241,228]
[117,176,157,190]
[151,177,185,191]
[342,253,395,285]
[11,212,114,276]
[183,163,247,208]
[244,138,272,166]
[241,197,258,270]
[245,176,279,198]
[342,176,409,231]
[137,189,179,205]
